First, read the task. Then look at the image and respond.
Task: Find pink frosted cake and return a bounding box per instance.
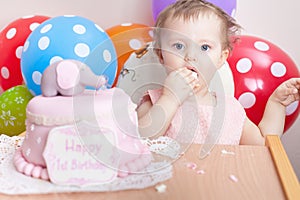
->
[13,87,152,183]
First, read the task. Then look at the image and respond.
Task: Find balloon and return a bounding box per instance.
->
[208,0,237,17]
[152,0,176,22]
[0,85,33,136]
[106,23,153,87]
[0,15,50,91]
[21,15,117,95]
[116,42,166,104]
[151,0,237,21]
[227,35,300,132]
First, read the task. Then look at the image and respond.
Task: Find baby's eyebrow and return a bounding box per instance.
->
[196,39,217,47]
[197,39,213,43]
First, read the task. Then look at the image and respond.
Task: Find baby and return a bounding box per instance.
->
[137,0,300,145]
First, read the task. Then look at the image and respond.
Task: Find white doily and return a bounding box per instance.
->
[0,134,173,195]
[142,136,181,159]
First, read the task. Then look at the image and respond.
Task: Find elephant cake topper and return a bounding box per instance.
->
[41,59,108,97]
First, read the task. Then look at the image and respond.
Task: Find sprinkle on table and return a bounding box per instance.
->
[229,174,238,182]
[186,162,197,170]
[155,183,167,193]
[221,149,235,155]
[196,169,205,174]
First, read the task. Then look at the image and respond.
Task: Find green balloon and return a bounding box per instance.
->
[0,85,33,136]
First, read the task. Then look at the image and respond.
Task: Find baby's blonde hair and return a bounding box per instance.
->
[154,0,241,51]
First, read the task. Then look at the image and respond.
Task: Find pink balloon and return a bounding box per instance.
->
[152,0,237,21]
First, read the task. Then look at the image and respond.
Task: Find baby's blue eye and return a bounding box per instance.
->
[173,43,184,50]
[201,44,210,51]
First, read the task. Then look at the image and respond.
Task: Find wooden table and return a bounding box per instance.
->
[0,136,299,200]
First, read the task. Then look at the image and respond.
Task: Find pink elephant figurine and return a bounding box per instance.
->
[41,60,107,97]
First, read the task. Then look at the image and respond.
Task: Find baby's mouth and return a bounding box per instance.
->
[186,66,199,78]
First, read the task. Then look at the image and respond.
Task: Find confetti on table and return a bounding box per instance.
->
[196,169,205,174]
[229,174,238,182]
[186,162,197,170]
[221,149,235,155]
[155,183,167,193]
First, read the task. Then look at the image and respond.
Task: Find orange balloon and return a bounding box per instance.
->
[106,23,153,87]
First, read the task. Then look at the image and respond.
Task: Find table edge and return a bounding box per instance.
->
[265,135,300,199]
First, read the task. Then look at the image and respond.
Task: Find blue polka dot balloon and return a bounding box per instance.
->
[21,15,117,95]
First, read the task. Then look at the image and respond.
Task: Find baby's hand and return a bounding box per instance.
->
[163,68,201,105]
[270,78,300,106]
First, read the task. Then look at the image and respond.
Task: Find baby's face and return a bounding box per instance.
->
[158,14,229,83]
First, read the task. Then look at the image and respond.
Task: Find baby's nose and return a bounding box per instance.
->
[184,54,197,62]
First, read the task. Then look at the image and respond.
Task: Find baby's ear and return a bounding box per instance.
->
[218,48,230,68]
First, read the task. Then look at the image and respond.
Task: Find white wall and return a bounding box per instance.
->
[0,0,153,31]
[0,0,299,179]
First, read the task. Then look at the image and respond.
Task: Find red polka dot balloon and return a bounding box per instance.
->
[227,35,300,132]
[0,15,50,91]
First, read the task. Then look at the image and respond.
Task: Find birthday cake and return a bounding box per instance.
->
[13,60,152,186]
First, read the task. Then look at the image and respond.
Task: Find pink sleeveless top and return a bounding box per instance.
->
[141,89,246,145]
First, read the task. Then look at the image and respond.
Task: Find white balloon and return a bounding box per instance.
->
[209,61,235,97]
[116,42,167,104]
